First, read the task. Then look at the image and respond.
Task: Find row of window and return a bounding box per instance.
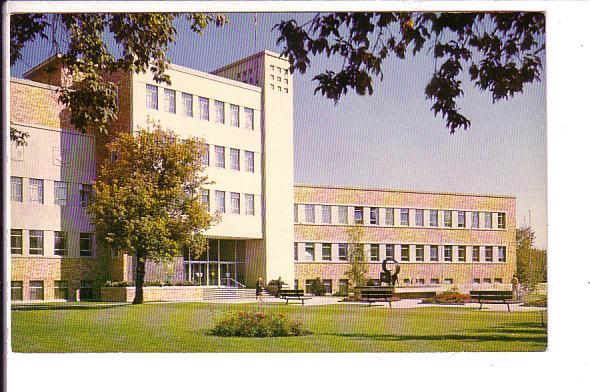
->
[11,280,93,301]
[294,204,506,229]
[204,145,256,173]
[11,230,93,257]
[10,177,92,206]
[294,243,507,263]
[201,190,256,215]
[146,84,255,130]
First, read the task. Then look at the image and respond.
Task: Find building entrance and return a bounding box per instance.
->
[183,239,245,287]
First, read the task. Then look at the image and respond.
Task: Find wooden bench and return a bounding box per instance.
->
[469,290,520,312]
[279,290,312,306]
[358,287,395,307]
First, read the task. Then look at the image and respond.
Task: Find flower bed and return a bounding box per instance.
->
[211,311,308,337]
[421,289,471,305]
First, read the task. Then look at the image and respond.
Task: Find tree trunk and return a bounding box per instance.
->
[132,252,146,304]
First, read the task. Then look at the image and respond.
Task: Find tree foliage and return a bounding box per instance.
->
[516,224,547,290]
[275,12,545,132]
[10,13,228,136]
[343,224,368,287]
[87,123,216,304]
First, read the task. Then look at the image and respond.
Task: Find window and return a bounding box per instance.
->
[29,280,44,300]
[458,245,466,262]
[215,146,225,168]
[498,246,506,262]
[203,144,210,166]
[215,191,226,213]
[494,278,503,284]
[11,281,23,301]
[54,280,68,300]
[294,279,299,290]
[199,97,209,120]
[244,107,254,130]
[484,212,492,229]
[146,84,158,109]
[230,104,239,127]
[80,233,93,257]
[164,88,176,113]
[294,204,299,223]
[214,100,225,123]
[245,151,254,172]
[415,209,424,226]
[370,244,379,261]
[80,280,93,300]
[304,243,315,261]
[431,278,440,285]
[444,210,452,227]
[322,205,332,224]
[322,243,332,260]
[305,204,315,223]
[305,280,315,294]
[54,231,67,256]
[230,192,240,214]
[472,211,480,228]
[30,178,44,204]
[11,230,23,255]
[400,209,409,226]
[79,184,92,207]
[201,189,210,211]
[338,243,348,261]
[54,181,67,205]
[29,230,44,255]
[294,243,298,261]
[323,279,332,294]
[338,206,348,224]
[444,278,453,285]
[401,245,409,261]
[11,177,23,202]
[483,278,492,284]
[485,246,493,262]
[369,207,379,225]
[385,244,394,261]
[430,210,439,227]
[403,278,411,285]
[430,245,439,261]
[472,246,480,262]
[230,148,240,171]
[245,194,254,215]
[385,208,394,225]
[473,278,481,284]
[444,245,452,262]
[354,207,364,224]
[416,278,425,285]
[498,213,506,229]
[339,279,349,295]
[415,245,424,261]
[458,211,466,228]
[182,92,193,117]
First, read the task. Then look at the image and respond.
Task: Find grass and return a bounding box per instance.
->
[11,301,547,352]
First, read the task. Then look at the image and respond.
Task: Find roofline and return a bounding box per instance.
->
[23,54,63,79]
[168,63,261,93]
[10,77,61,92]
[211,49,287,75]
[294,183,516,199]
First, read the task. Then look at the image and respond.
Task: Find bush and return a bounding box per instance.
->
[422,288,471,304]
[210,311,307,337]
[309,277,326,296]
[102,281,201,287]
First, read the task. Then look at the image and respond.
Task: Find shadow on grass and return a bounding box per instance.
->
[11,303,130,311]
[326,332,547,344]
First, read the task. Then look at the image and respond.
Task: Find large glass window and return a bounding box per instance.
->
[244,107,254,130]
[215,191,226,213]
[498,246,506,262]
[203,144,209,166]
[498,213,506,229]
[54,231,67,256]
[11,176,23,202]
[415,209,424,226]
[230,104,239,127]
[294,204,299,223]
[444,245,453,262]
[214,100,225,123]
[458,245,466,262]
[29,280,44,300]
[54,280,68,300]
[370,244,379,261]
[338,206,348,224]
[80,233,93,257]
[164,88,176,113]
[293,243,298,261]
[182,92,193,117]
[401,245,409,261]
[322,243,332,260]
[472,246,480,262]
[230,148,240,171]
[472,212,480,228]
[485,246,493,262]
[29,230,44,255]
[245,194,254,215]
[338,243,348,261]
[199,96,209,120]
[430,210,439,227]
[245,151,254,172]
[400,209,409,226]
[30,178,44,204]
[430,245,439,262]
[415,245,424,261]
[444,210,453,227]
[484,212,492,229]
[230,192,240,214]
[215,146,225,168]
[323,279,332,294]
[11,281,23,301]
[304,204,315,223]
[354,207,363,224]
[458,211,466,228]
[385,244,394,261]
[54,181,67,205]
[79,184,92,207]
[304,243,315,261]
[146,84,158,109]
[322,205,332,224]
[201,189,210,211]
[369,207,379,225]
[385,208,394,225]
[11,229,23,255]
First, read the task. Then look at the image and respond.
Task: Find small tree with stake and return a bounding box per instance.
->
[344,224,368,289]
[87,123,216,304]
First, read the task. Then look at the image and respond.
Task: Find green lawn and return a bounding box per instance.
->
[11,302,547,352]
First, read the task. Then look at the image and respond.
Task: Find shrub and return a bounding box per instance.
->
[422,288,471,304]
[211,311,307,337]
[309,277,326,296]
[102,281,201,287]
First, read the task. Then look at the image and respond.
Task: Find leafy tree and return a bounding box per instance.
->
[516,224,547,290]
[87,123,216,304]
[275,12,545,132]
[9,13,228,140]
[309,277,326,296]
[343,224,368,287]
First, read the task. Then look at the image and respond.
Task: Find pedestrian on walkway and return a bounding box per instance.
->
[256,277,264,309]
[511,274,520,300]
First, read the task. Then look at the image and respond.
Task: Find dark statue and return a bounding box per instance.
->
[380,259,400,287]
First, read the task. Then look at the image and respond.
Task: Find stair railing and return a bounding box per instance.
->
[227,278,246,289]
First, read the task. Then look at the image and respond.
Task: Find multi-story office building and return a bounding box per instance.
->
[293,185,516,294]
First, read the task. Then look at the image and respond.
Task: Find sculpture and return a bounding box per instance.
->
[380,259,400,287]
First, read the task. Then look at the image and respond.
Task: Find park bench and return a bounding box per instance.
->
[469,290,521,312]
[279,289,312,306]
[357,287,395,307]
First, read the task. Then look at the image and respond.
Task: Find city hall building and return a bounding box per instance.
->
[9,50,516,302]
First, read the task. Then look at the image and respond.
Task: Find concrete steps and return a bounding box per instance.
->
[201,287,274,301]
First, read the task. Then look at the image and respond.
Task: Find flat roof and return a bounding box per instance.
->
[211,49,287,74]
[294,183,516,199]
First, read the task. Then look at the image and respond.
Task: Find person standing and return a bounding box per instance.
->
[256,277,264,309]
[276,276,283,297]
[511,274,520,300]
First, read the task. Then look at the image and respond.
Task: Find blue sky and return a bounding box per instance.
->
[11,12,547,248]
